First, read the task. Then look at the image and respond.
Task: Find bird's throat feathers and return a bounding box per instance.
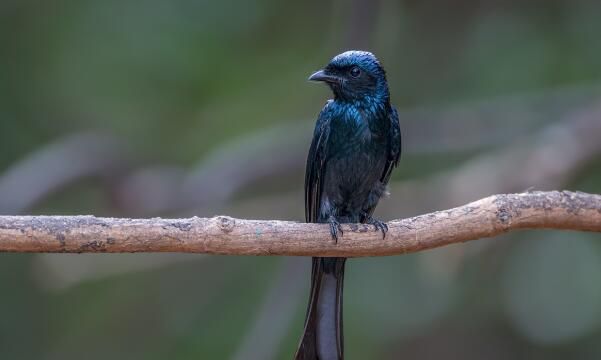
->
[330,94,390,128]
[331,81,390,106]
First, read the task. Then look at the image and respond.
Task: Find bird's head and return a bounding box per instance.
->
[308,50,389,103]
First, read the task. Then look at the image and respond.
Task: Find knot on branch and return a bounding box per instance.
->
[496,206,512,225]
[215,216,236,233]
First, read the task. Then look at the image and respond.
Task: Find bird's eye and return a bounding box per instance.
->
[349,66,361,78]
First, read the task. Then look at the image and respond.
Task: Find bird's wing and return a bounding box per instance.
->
[305,102,332,223]
[361,107,401,221]
[379,106,402,185]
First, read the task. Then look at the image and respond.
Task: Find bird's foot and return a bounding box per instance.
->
[365,215,388,239]
[328,216,343,243]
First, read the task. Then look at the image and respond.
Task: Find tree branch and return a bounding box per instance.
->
[0,191,599,257]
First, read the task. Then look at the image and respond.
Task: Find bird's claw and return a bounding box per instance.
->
[366,217,388,239]
[328,217,343,243]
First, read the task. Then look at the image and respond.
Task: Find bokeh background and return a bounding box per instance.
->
[2,0,601,359]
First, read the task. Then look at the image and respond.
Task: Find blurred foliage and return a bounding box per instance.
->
[1,0,601,359]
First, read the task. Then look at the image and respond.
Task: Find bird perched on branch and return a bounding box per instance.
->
[295,51,401,359]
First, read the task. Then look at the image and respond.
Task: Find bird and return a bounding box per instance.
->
[295,51,401,360]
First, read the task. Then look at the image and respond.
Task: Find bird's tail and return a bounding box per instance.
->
[295,257,346,360]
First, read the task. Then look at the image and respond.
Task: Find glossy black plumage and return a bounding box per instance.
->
[295,51,401,360]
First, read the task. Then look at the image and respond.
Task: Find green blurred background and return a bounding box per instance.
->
[2,0,601,359]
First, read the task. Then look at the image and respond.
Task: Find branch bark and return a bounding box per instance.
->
[1,191,599,257]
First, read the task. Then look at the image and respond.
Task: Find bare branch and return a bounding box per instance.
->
[0,191,599,256]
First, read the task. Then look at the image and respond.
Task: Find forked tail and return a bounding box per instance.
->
[295,257,346,360]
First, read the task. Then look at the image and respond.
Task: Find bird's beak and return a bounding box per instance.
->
[308,69,339,84]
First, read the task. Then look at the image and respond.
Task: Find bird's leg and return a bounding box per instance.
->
[328,215,343,243]
[362,212,388,239]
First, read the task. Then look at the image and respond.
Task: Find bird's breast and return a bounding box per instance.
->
[325,113,387,186]
[328,109,386,152]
